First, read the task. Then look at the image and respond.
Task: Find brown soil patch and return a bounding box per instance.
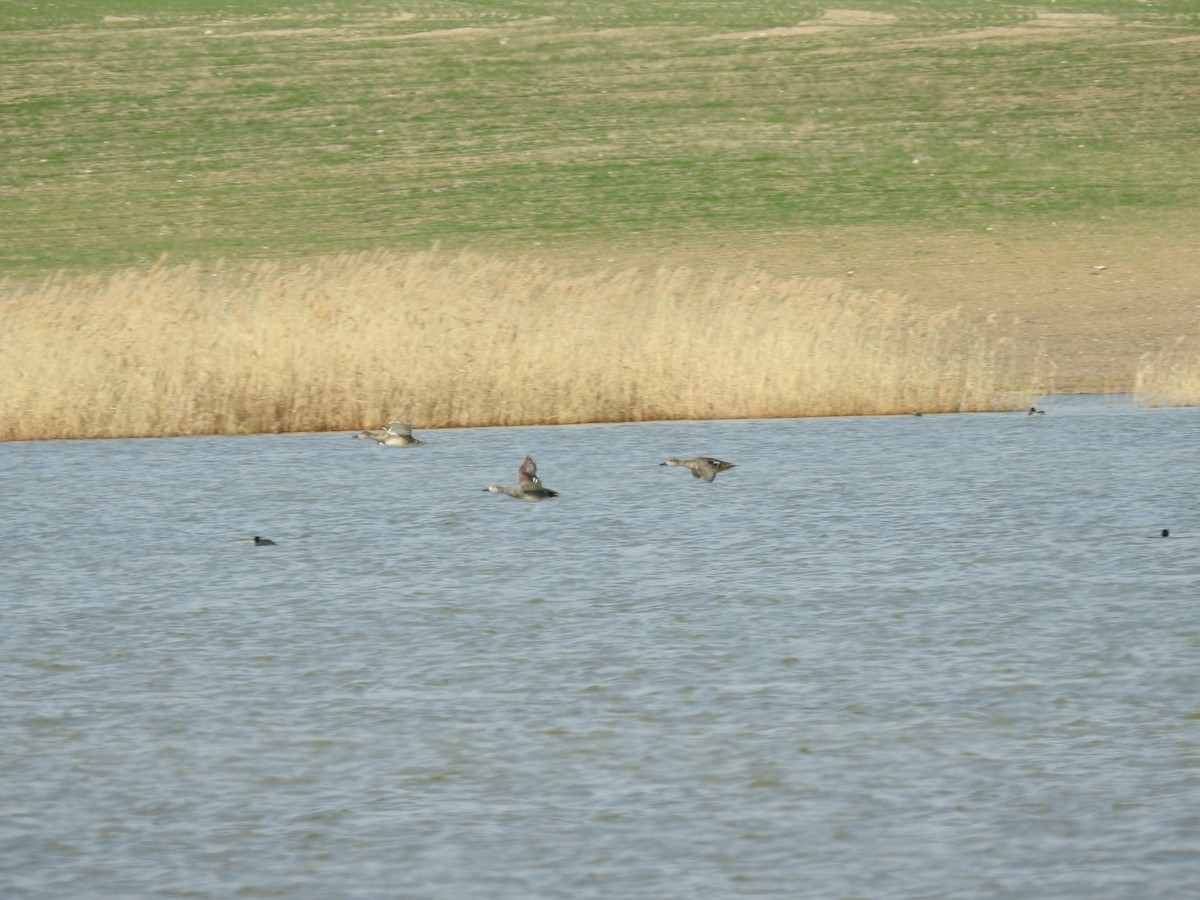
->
[704,9,896,41]
[526,212,1200,395]
[917,11,1118,44]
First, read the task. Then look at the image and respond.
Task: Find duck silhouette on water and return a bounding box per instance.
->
[484,456,559,501]
[660,456,736,483]
[354,421,424,446]
[253,536,276,546]
[1028,406,1046,416]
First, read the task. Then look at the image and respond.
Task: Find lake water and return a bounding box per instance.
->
[3,395,1199,898]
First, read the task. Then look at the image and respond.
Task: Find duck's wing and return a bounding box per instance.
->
[385,421,415,437]
[691,457,735,481]
[518,456,539,484]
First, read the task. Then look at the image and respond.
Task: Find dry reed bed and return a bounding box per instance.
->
[1135,338,1200,408]
[0,250,1049,441]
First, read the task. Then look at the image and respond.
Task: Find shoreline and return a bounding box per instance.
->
[4,392,1187,445]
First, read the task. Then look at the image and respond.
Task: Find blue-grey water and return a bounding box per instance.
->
[3,395,1199,899]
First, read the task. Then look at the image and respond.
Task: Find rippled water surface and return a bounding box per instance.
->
[3,396,1199,898]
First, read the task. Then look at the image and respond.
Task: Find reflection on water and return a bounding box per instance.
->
[3,396,1199,898]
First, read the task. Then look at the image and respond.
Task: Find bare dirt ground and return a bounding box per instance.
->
[536,211,1200,394]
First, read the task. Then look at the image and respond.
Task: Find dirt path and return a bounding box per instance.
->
[535,212,1199,394]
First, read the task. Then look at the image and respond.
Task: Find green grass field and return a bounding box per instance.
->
[3,0,1198,273]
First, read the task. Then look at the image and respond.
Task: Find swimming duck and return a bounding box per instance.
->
[253,536,276,546]
[484,455,559,501]
[1028,407,1046,416]
[354,421,424,446]
[660,456,736,482]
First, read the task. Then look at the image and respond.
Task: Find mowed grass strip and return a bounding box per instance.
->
[1,1,1198,272]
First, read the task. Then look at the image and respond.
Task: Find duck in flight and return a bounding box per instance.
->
[660,456,736,483]
[484,455,559,501]
[355,421,424,446]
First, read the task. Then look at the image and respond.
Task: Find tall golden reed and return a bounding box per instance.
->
[1134,338,1200,407]
[0,250,1048,441]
